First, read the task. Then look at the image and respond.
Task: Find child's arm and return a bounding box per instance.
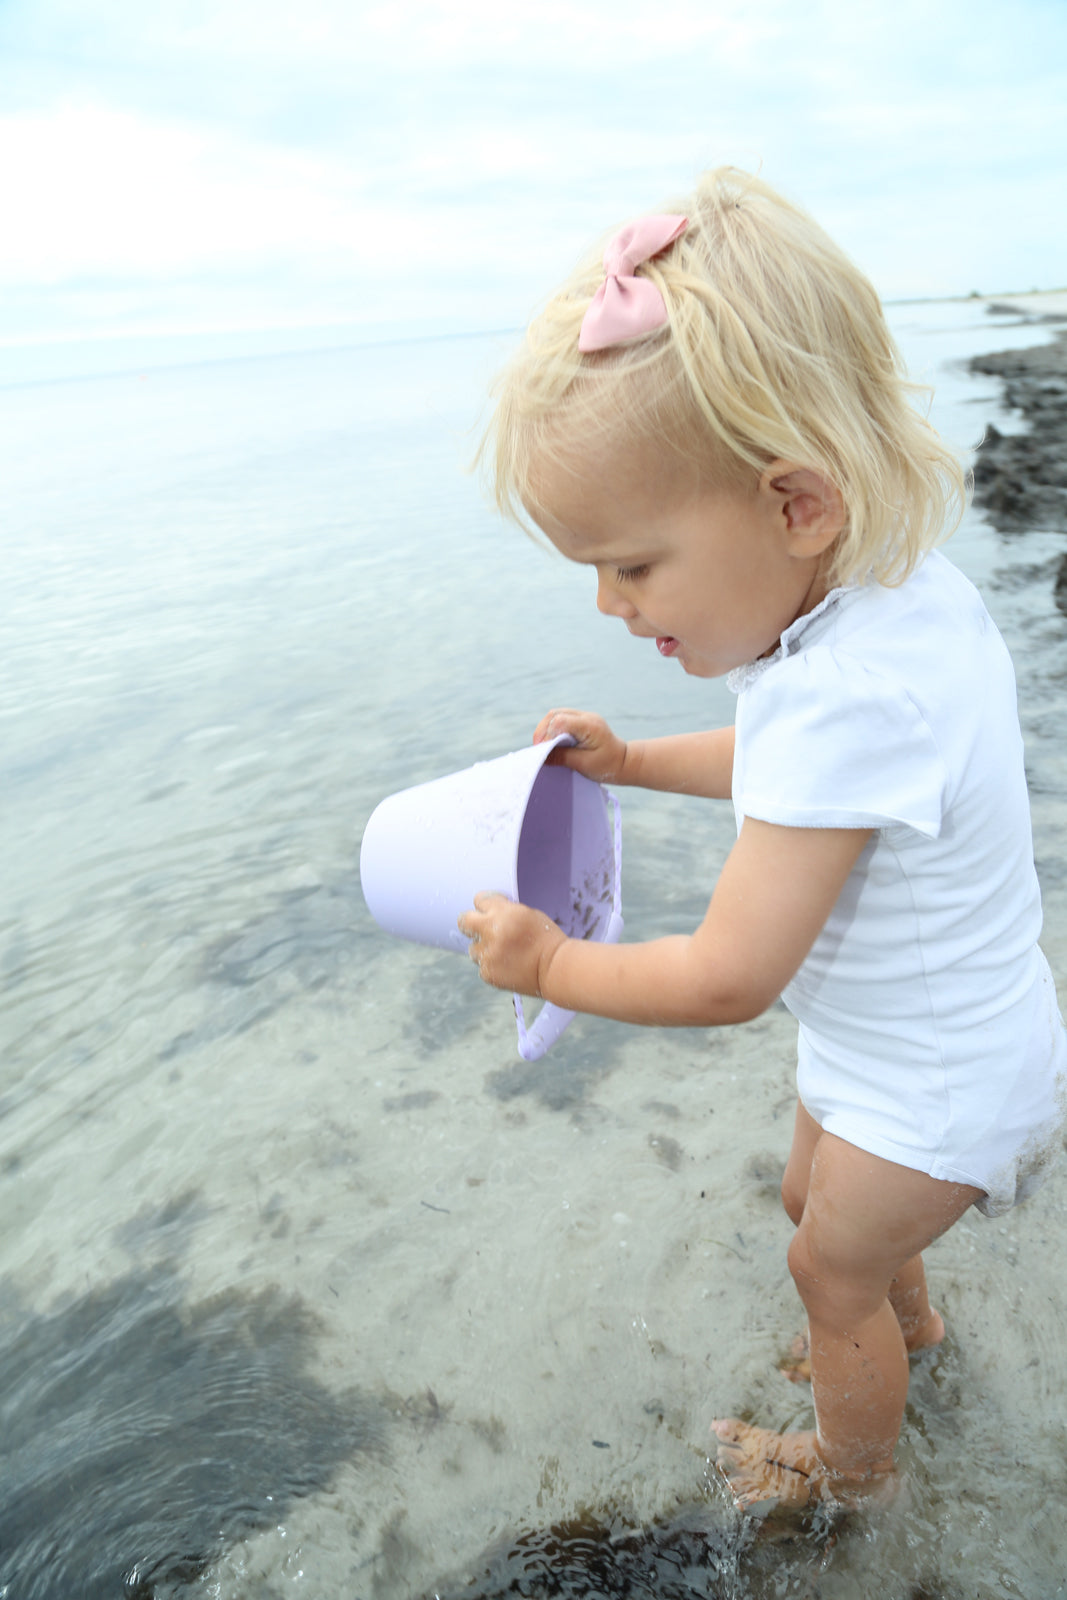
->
[459,818,872,1027]
[533,708,734,800]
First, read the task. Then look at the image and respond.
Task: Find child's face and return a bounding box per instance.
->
[532,442,836,679]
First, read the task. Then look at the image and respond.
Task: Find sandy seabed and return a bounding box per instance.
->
[1,299,1066,1600]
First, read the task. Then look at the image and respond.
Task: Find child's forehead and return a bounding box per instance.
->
[526,421,764,552]
[527,456,645,558]
[527,439,759,562]
[529,428,698,521]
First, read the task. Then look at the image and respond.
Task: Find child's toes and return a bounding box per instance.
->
[778,1331,812,1383]
[711,1420,821,1511]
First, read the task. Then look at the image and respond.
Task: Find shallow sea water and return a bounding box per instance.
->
[1,302,1066,1599]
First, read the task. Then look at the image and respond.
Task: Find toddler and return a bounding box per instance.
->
[458,169,1067,1510]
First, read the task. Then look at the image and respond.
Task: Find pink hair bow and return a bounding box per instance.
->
[578,213,688,353]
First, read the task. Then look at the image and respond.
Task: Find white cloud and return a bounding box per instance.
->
[31,0,780,72]
[358,0,777,66]
[0,107,350,279]
[1,0,1065,343]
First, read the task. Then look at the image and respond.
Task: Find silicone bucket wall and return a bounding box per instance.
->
[360,739,588,954]
[359,766,522,952]
[360,745,622,1060]
[516,766,615,940]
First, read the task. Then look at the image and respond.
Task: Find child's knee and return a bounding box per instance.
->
[787,1228,818,1301]
[780,1171,806,1226]
[788,1228,857,1318]
[787,1226,888,1326]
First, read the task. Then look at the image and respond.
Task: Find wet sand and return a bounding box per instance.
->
[970,304,1067,612]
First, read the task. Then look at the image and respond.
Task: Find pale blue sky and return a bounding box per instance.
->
[1,0,1065,347]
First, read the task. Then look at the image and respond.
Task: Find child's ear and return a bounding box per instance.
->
[760,463,846,556]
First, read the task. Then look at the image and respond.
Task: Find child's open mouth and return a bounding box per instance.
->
[656,636,679,657]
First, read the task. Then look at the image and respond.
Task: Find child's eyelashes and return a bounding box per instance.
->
[615,564,650,583]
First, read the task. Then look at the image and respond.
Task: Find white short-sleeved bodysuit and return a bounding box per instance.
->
[729,550,1067,1217]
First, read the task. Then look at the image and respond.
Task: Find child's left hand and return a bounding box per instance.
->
[457,894,566,997]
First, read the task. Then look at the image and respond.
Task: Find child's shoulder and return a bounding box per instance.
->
[835,552,990,645]
[735,553,1023,834]
[784,552,1016,748]
[795,553,1000,695]
[745,551,1012,737]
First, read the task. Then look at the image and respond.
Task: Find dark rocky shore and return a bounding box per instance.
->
[970,312,1067,614]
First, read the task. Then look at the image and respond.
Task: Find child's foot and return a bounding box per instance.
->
[713,1421,828,1510]
[900,1306,945,1355]
[712,1419,896,1513]
[779,1332,815,1385]
[779,1310,945,1384]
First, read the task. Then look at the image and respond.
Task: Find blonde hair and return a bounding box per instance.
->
[482,167,968,587]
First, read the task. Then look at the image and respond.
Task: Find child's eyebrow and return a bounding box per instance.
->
[573,539,655,563]
[580,551,650,568]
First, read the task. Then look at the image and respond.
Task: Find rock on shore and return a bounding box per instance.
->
[970,316,1067,613]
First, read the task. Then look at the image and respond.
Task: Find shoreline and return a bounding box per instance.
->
[969,297,1067,612]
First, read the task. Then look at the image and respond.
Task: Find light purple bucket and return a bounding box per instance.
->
[359,735,623,1059]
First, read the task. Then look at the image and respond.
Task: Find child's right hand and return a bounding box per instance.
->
[532,709,628,785]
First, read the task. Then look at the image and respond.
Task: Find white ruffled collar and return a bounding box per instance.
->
[726,582,856,695]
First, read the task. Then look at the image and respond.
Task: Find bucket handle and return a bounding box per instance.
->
[512,785,623,1061]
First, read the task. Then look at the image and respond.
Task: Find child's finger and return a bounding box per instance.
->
[458,903,486,938]
[533,708,584,745]
[458,890,507,933]
[537,711,603,765]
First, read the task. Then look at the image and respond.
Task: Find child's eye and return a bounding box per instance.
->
[615,564,649,583]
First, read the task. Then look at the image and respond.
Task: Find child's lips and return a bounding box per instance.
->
[656,636,679,657]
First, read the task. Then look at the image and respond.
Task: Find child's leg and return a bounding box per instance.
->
[886,1254,944,1349]
[782,1101,944,1354]
[780,1099,823,1225]
[794,1134,981,1477]
[717,1130,981,1506]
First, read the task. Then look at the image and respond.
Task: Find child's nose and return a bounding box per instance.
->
[596,573,637,619]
